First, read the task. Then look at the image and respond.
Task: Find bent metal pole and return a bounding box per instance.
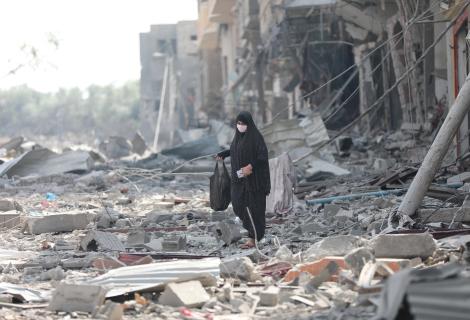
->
[398,73,470,216]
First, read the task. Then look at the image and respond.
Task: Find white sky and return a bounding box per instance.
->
[0,0,198,92]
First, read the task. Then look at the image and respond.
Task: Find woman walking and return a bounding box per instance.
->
[217,111,270,249]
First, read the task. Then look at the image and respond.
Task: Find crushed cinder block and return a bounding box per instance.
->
[373,158,389,172]
[0,200,22,212]
[94,300,123,320]
[81,230,125,252]
[371,234,436,259]
[447,172,470,184]
[214,221,242,245]
[25,211,92,234]
[162,236,186,251]
[260,286,280,306]
[48,283,107,313]
[37,256,61,269]
[0,211,21,229]
[345,247,375,277]
[220,257,258,282]
[145,211,174,224]
[159,280,210,308]
[126,230,151,247]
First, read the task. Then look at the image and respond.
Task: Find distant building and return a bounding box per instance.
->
[139,21,199,143]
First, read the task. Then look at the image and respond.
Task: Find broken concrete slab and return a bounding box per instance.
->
[214,221,242,245]
[260,286,280,307]
[371,234,436,259]
[417,207,470,223]
[447,172,470,184]
[80,230,126,252]
[25,211,92,234]
[0,211,21,229]
[159,280,210,308]
[48,283,107,313]
[220,257,258,282]
[0,200,22,212]
[0,148,93,178]
[304,236,365,262]
[39,266,65,281]
[323,204,341,218]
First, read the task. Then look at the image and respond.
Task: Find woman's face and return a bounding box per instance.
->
[237,121,248,133]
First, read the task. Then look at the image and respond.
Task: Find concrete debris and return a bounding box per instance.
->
[304,236,365,262]
[94,300,123,320]
[0,211,21,229]
[344,247,375,277]
[80,230,126,252]
[162,236,187,252]
[159,280,210,308]
[371,234,436,259]
[131,132,147,156]
[99,136,132,159]
[0,200,22,212]
[214,220,242,245]
[25,211,92,234]
[220,257,257,282]
[48,283,107,313]
[259,286,280,307]
[0,148,93,178]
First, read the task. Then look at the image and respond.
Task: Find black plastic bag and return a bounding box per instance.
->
[210,161,231,211]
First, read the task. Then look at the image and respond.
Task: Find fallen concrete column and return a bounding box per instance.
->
[25,211,92,234]
[398,73,470,216]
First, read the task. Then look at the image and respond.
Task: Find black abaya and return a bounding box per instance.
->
[217,111,270,241]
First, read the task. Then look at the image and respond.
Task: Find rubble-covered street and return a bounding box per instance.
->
[3,0,470,319]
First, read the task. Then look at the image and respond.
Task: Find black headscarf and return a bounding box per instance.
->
[230,111,271,195]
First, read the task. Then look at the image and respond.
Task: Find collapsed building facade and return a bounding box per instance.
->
[196,0,470,159]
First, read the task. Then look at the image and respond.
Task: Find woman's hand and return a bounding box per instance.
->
[215,156,223,161]
[242,164,253,176]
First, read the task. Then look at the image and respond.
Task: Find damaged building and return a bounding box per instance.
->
[4,0,470,319]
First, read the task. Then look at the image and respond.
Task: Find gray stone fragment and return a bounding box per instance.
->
[81,230,125,252]
[143,239,163,251]
[159,281,210,308]
[220,257,257,282]
[323,204,341,218]
[0,200,22,212]
[25,211,92,234]
[214,221,242,245]
[344,247,375,276]
[126,230,151,247]
[162,236,186,251]
[48,283,107,313]
[371,234,436,259]
[304,235,365,262]
[259,286,280,307]
[40,266,65,281]
[94,300,123,320]
[62,257,91,269]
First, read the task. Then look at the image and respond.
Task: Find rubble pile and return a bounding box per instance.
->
[0,129,469,320]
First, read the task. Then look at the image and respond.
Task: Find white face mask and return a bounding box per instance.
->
[237,124,247,133]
